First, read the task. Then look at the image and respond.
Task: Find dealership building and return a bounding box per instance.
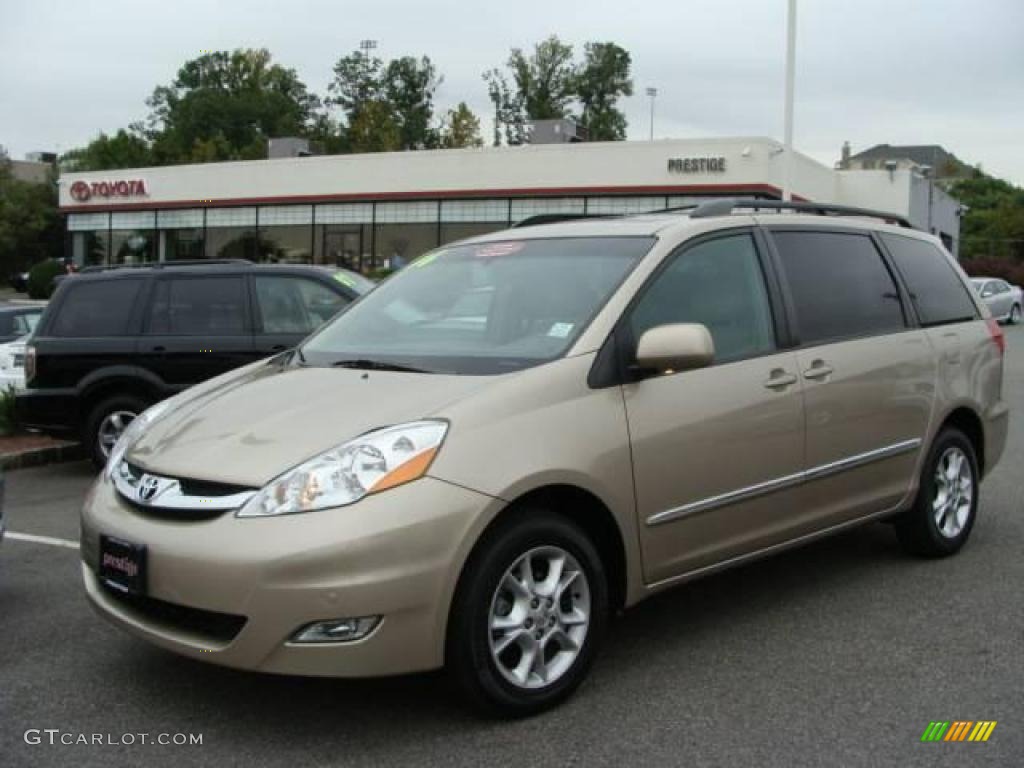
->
[58,136,963,271]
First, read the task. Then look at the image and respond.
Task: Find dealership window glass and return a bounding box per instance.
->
[162,228,205,261]
[510,197,585,223]
[879,233,978,326]
[206,228,257,260]
[67,212,110,231]
[374,223,439,271]
[629,234,775,362]
[157,209,204,229]
[110,230,156,264]
[51,279,144,337]
[259,205,313,226]
[148,277,247,335]
[587,196,666,215]
[315,203,373,225]
[317,224,370,270]
[255,276,349,334]
[258,225,313,263]
[773,231,906,344]
[71,231,110,266]
[375,201,438,224]
[440,222,509,245]
[301,236,654,375]
[440,199,509,223]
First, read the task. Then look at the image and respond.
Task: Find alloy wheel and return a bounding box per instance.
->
[932,446,973,539]
[97,410,138,460]
[488,545,591,690]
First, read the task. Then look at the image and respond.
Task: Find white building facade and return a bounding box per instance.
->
[59,137,962,271]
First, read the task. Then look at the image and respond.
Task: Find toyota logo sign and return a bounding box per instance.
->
[69,178,148,203]
[70,181,91,201]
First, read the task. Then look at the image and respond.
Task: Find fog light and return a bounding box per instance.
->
[290,616,381,644]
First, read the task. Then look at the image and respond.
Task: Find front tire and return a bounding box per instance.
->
[447,510,608,717]
[1009,303,1021,325]
[83,394,149,470]
[895,427,979,557]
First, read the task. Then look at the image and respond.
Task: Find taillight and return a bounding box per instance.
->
[25,345,36,383]
[985,318,1006,356]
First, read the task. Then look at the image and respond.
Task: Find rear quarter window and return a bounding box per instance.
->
[50,279,144,337]
[880,234,978,326]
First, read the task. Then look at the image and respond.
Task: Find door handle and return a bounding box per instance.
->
[150,345,166,353]
[803,360,834,381]
[763,369,798,390]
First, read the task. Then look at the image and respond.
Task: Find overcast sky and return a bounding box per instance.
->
[2,0,1022,183]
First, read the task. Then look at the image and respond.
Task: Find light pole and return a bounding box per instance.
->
[359,39,378,58]
[782,0,797,201]
[646,87,657,141]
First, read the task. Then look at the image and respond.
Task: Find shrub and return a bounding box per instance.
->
[27,259,65,299]
[960,257,1024,287]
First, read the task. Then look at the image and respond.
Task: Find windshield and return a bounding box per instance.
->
[301,236,653,374]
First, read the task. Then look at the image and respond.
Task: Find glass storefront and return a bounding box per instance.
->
[65,194,757,273]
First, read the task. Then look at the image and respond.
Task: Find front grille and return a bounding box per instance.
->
[116,462,255,521]
[99,580,247,644]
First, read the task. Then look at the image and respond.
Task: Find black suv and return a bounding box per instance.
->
[18,260,372,466]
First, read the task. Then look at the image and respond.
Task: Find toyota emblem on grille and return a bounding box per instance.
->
[137,475,163,503]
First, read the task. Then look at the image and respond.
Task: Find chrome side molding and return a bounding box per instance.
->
[646,438,922,527]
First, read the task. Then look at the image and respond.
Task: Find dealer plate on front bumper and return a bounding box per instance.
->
[98,534,147,595]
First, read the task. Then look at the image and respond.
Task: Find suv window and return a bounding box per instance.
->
[629,233,775,363]
[13,313,39,335]
[879,233,978,326]
[773,231,905,344]
[148,276,248,336]
[254,276,348,334]
[51,279,144,337]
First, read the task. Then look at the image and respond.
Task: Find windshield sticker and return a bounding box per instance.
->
[474,242,525,259]
[548,322,575,339]
[333,273,357,288]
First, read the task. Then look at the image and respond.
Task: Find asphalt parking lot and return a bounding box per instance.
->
[1,327,1022,768]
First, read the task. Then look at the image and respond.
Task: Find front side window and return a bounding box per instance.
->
[301,237,653,374]
[148,277,247,336]
[773,231,906,344]
[628,233,775,363]
[51,279,144,337]
[879,233,977,327]
[255,276,348,334]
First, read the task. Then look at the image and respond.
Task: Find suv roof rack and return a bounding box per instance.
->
[77,259,253,274]
[687,198,914,229]
[512,213,610,228]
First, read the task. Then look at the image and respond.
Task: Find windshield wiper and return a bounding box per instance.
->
[331,358,432,373]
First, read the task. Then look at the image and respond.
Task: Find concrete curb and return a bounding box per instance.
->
[0,441,84,471]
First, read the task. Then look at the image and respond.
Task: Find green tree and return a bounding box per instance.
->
[60,128,153,171]
[347,101,401,153]
[383,56,441,149]
[575,42,633,141]
[439,102,484,148]
[0,154,62,277]
[949,175,1024,263]
[327,51,385,122]
[144,48,320,164]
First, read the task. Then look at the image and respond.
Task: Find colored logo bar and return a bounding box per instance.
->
[921,721,997,742]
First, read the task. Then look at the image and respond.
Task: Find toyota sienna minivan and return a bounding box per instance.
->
[82,200,1008,716]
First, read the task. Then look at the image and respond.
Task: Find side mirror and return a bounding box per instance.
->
[981,289,994,298]
[635,323,715,374]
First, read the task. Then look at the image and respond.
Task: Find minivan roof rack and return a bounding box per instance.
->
[77,259,252,274]
[512,213,610,228]
[687,198,915,229]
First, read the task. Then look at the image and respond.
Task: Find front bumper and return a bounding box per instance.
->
[81,475,498,677]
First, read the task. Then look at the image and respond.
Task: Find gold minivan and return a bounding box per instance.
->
[82,200,1008,716]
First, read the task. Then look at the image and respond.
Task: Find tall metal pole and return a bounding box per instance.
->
[782,0,797,201]
[646,87,657,141]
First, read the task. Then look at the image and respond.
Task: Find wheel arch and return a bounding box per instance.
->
[936,405,986,475]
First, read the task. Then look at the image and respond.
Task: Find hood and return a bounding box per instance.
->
[128,361,492,487]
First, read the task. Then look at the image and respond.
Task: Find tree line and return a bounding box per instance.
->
[60,36,634,171]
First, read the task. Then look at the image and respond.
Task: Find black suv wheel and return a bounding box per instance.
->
[84,394,150,469]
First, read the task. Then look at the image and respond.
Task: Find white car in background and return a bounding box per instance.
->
[0,334,30,392]
[970,277,1022,325]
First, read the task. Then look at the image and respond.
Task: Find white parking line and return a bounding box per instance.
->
[4,531,80,550]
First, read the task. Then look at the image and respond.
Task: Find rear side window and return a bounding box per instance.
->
[51,279,143,337]
[254,276,348,334]
[148,277,248,336]
[773,231,905,345]
[880,234,978,326]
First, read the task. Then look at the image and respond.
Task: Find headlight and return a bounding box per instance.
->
[103,399,174,480]
[237,420,448,518]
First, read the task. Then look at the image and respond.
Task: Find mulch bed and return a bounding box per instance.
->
[0,433,83,470]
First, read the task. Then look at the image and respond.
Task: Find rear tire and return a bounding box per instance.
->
[83,394,149,470]
[895,427,979,557]
[447,509,608,717]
